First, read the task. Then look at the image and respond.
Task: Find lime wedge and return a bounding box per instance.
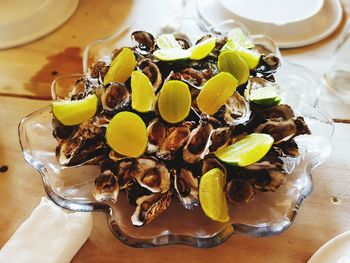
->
[199,168,229,223]
[221,28,255,51]
[153,48,191,61]
[106,111,147,157]
[189,37,217,60]
[52,94,98,126]
[156,34,182,49]
[215,133,274,167]
[235,48,261,70]
[249,86,282,106]
[218,51,249,85]
[158,80,191,123]
[103,48,136,85]
[196,72,238,115]
[131,71,156,112]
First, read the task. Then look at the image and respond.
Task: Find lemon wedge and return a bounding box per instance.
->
[199,168,230,223]
[52,94,98,126]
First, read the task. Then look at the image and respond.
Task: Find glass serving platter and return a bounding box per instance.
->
[18,19,333,248]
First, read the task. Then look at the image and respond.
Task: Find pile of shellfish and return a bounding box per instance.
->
[53,30,311,226]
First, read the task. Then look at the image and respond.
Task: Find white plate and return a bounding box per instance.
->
[220,0,324,25]
[197,0,343,48]
[308,231,350,263]
[0,0,79,49]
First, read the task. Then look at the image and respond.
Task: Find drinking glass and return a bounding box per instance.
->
[324,21,350,100]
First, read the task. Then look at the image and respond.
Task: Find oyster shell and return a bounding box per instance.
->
[202,155,227,176]
[255,104,295,122]
[115,158,135,190]
[243,160,287,192]
[183,114,213,164]
[147,119,194,160]
[93,169,119,202]
[226,179,255,205]
[56,137,107,167]
[256,53,280,75]
[146,118,167,154]
[209,127,234,152]
[131,157,171,193]
[101,82,130,112]
[276,139,300,157]
[222,92,251,126]
[52,118,77,141]
[131,31,155,55]
[157,122,194,160]
[137,58,162,91]
[90,61,109,80]
[255,116,311,144]
[76,114,109,139]
[169,67,214,89]
[174,33,192,49]
[131,190,172,226]
[174,168,199,209]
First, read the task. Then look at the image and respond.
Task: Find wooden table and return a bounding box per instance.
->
[1,1,350,262]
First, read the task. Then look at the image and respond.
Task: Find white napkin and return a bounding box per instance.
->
[0,198,93,263]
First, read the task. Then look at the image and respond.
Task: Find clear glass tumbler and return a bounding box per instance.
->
[324,21,350,99]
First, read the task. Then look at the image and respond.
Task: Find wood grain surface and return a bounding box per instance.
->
[1,0,350,262]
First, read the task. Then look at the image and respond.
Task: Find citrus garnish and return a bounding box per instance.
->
[218,51,250,85]
[199,168,229,223]
[189,37,217,60]
[235,48,261,70]
[158,80,191,123]
[249,86,282,106]
[221,28,255,51]
[52,94,98,126]
[214,133,274,167]
[220,28,260,70]
[196,72,238,115]
[131,71,156,112]
[156,34,182,49]
[106,111,147,157]
[153,48,191,61]
[103,48,137,85]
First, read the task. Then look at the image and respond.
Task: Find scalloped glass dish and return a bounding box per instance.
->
[18,19,333,248]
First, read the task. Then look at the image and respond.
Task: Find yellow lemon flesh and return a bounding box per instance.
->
[52,94,98,126]
[218,51,250,85]
[103,48,136,85]
[190,37,217,60]
[215,133,274,167]
[158,80,191,124]
[196,72,238,115]
[199,168,230,223]
[131,71,156,112]
[106,111,147,157]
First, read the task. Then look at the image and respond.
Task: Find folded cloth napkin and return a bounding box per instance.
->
[0,197,93,263]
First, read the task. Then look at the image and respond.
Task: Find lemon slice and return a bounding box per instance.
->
[106,111,147,157]
[52,94,98,126]
[158,80,191,123]
[218,51,250,85]
[156,34,182,49]
[190,37,217,60]
[249,86,282,106]
[131,71,156,112]
[153,48,191,61]
[196,72,238,115]
[214,133,274,167]
[103,48,136,85]
[199,168,229,223]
